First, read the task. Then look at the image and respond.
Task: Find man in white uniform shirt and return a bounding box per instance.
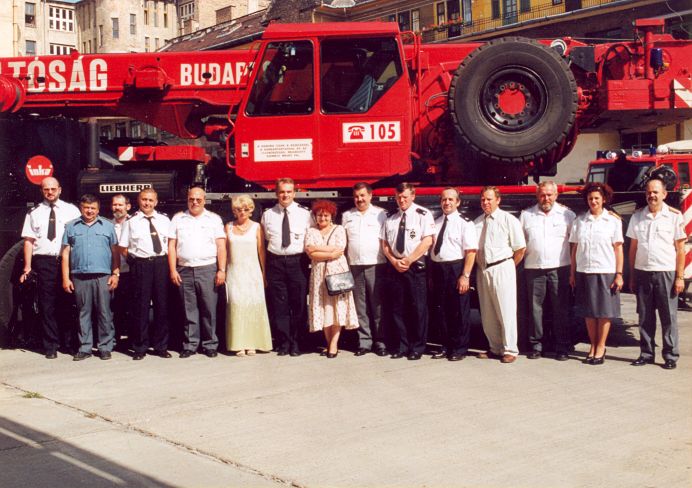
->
[627,178,687,370]
[381,182,436,360]
[111,194,132,350]
[342,182,388,356]
[474,186,526,363]
[120,188,172,360]
[261,177,312,356]
[168,186,226,358]
[20,177,80,359]
[430,188,477,361]
[520,181,576,361]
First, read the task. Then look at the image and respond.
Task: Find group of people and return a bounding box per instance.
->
[20,176,685,370]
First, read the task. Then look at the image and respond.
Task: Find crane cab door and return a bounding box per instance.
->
[233,36,411,188]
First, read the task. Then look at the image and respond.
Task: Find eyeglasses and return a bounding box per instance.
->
[234,207,252,213]
[188,198,204,203]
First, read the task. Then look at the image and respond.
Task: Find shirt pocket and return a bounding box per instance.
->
[68,228,86,246]
[656,222,675,241]
[552,222,568,238]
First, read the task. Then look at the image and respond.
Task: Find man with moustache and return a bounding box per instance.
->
[168,186,226,358]
[20,177,80,359]
[342,182,388,356]
[380,182,436,360]
[61,194,120,361]
[110,194,132,349]
[520,181,576,361]
[430,188,477,361]
[474,186,526,364]
[261,177,312,356]
[119,188,172,360]
[627,178,687,370]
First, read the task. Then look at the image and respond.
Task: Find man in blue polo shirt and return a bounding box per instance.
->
[61,194,120,361]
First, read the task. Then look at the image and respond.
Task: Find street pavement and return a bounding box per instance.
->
[0,294,690,488]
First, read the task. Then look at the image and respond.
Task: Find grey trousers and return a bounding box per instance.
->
[351,264,386,350]
[73,274,115,354]
[178,264,219,352]
[635,270,679,362]
[525,266,571,354]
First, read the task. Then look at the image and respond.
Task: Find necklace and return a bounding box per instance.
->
[234,221,253,234]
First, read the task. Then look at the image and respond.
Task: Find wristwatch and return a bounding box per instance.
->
[111,271,120,277]
[462,273,471,278]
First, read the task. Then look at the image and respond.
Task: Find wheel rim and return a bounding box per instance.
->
[480,66,547,132]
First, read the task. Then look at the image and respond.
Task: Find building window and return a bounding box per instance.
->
[164,11,168,28]
[179,2,194,21]
[411,9,420,32]
[116,123,127,138]
[88,39,92,53]
[131,122,142,138]
[155,38,160,50]
[25,40,36,55]
[462,0,472,24]
[520,0,531,12]
[98,25,103,46]
[130,14,136,35]
[436,2,446,25]
[144,9,149,26]
[112,18,119,39]
[491,0,500,19]
[25,2,36,27]
[49,6,75,32]
[145,37,150,52]
[154,4,159,27]
[50,43,74,55]
[397,11,410,32]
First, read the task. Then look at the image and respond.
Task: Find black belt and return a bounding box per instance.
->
[132,255,166,262]
[485,257,512,269]
[433,259,464,265]
[33,254,60,261]
[268,253,302,260]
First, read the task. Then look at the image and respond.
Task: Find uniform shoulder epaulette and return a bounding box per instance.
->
[28,204,41,214]
[158,211,168,217]
[458,211,470,221]
[669,207,681,214]
[126,212,136,220]
[386,209,398,217]
[415,207,427,215]
[298,203,310,211]
[608,210,622,220]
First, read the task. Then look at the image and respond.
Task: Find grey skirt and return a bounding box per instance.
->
[575,272,621,319]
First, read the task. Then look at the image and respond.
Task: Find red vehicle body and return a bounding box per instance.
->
[0,19,691,189]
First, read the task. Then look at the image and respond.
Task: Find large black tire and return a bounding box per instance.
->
[449,37,577,164]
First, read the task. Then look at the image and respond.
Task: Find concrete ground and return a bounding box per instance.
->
[0,294,690,488]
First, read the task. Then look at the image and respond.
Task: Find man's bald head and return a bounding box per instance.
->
[40,177,61,203]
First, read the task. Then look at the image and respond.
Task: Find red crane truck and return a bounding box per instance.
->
[0,18,690,342]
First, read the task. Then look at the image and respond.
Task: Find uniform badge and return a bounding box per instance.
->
[409,229,416,239]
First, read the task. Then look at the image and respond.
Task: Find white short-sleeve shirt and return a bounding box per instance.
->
[261,202,312,256]
[473,207,526,267]
[380,203,436,259]
[430,212,478,263]
[168,209,225,267]
[119,210,171,259]
[626,203,686,272]
[520,203,576,269]
[569,211,624,273]
[342,205,386,265]
[21,199,81,257]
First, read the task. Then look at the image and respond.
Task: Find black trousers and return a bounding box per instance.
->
[266,253,308,353]
[33,255,75,353]
[130,256,170,353]
[389,264,428,355]
[111,271,132,347]
[431,260,471,355]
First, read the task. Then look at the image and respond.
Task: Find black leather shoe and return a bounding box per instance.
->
[73,352,92,361]
[390,352,404,359]
[527,351,541,359]
[407,352,422,360]
[277,350,288,356]
[431,350,448,359]
[100,351,112,360]
[203,349,218,358]
[45,352,57,360]
[555,353,569,361]
[354,348,370,356]
[326,352,338,359]
[289,350,300,357]
[133,352,146,360]
[631,356,654,366]
[448,354,465,361]
[662,360,677,370]
[374,348,388,357]
[153,350,172,358]
[179,350,195,358]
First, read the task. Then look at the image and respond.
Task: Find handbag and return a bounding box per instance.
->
[323,227,355,296]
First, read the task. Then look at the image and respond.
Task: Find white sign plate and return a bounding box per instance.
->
[342,121,401,143]
[254,139,313,162]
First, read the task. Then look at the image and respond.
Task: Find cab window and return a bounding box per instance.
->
[678,162,690,187]
[246,41,314,116]
[320,37,402,114]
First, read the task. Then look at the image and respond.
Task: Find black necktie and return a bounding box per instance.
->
[145,216,162,254]
[47,204,56,241]
[395,212,406,254]
[281,208,290,248]
[433,216,448,256]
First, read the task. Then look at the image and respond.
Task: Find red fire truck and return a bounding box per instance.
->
[0,19,690,341]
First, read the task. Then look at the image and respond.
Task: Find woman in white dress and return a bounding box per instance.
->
[225,195,272,356]
[305,200,359,358]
